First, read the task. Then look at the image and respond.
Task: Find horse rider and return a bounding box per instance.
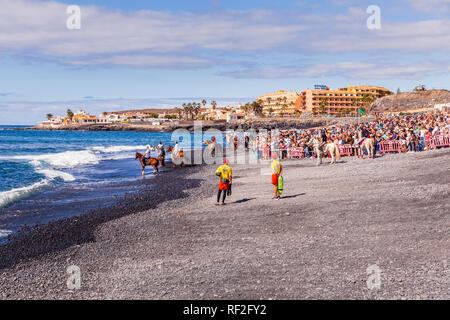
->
[317,132,326,152]
[173,141,180,156]
[215,159,232,206]
[144,145,151,163]
[320,129,328,143]
[157,141,165,158]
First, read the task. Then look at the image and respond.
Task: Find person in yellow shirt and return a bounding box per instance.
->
[215,159,232,205]
[271,153,282,200]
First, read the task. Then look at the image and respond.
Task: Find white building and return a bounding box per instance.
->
[42,116,64,126]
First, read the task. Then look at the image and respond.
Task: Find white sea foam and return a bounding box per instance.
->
[1,150,100,168]
[36,169,76,182]
[0,229,13,238]
[0,144,147,207]
[90,145,146,153]
[0,179,50,208]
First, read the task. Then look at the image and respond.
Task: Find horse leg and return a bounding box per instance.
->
[316,152,322,166]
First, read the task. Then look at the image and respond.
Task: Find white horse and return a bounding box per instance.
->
[204,140,223,157]
[354,131,375,159]
[166,145,186,167]
[309,138,341,166]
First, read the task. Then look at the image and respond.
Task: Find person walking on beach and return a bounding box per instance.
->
[215,159,232,206]
[271,153,282,200]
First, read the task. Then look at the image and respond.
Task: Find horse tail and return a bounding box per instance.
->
[335,144,341,160]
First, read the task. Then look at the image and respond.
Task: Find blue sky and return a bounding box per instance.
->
[0,0,449,124]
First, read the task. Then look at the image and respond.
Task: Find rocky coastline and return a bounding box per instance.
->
[18,117,372,133]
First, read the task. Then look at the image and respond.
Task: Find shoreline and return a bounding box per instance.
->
[12,117,373,132]
[0,161,203,270]
[0,148,449,299]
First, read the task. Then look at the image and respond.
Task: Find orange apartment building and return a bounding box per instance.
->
[257,90,301,116]
[296,85,393,115]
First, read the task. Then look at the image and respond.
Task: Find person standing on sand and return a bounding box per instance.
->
[215,159,232,206]
[271,153,282,200]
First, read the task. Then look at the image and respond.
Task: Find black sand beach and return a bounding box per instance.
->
[0,148,449,299]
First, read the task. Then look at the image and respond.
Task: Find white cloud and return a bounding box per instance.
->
[0,0,449,69]
[0,0,305,66]
[64,54,216,68]
[403,0,450,12]
[221,61,447,79]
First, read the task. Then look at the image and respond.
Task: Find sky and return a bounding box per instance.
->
[0,0,449,124]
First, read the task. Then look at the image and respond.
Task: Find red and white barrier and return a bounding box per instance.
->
[379,140,403,154]
[338,144,353,157]
[288,147,304,159]
[426,135,450,149]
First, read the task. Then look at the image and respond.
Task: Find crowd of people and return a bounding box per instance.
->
[249,113,450,158]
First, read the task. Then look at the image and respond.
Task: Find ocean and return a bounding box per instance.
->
[0,126,222,239]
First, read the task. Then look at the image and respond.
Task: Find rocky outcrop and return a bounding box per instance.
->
[371,89,450,112]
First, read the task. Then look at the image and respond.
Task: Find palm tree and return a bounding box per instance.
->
[268,107,274,117]
[201,99,207,108]
[46,113,53,120]
[211,101,217,110]
[66,109,74,122]
[187,103,194,120]
[319,98,327,115]
[251,101,263,115]
[361,94,374,113]
[183,103,191,120]
[241,104,250,115]
[174,107,182,119]
[281,104,287,116]
[193,103,201,119]
[289,101,295,111]
[351,98,359,115]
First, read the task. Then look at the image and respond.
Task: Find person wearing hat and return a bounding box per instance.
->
[215,159,232,206]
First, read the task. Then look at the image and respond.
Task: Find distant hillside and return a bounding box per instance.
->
[371,89,450,112]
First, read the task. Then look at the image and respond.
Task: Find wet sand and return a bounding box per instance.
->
[0,148,449,299]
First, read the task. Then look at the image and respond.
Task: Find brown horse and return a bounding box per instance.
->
[166,145,185,166]
[135,152,163,177]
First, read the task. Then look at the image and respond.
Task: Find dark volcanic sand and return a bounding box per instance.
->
[0,149,449,299]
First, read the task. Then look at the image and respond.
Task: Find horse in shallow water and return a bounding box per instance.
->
[135,152,164,177]
[166,145,185,167]
[204,140,223,157]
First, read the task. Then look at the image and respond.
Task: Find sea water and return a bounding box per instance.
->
[0,126,223,238]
